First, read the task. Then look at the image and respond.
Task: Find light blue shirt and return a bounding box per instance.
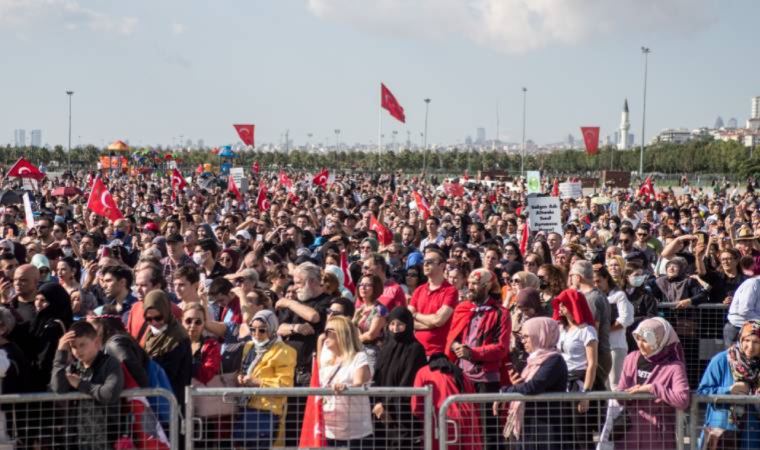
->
[727,277,760,327]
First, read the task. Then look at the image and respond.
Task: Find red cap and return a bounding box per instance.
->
[144,222,160,233]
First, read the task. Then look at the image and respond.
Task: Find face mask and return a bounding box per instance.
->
[628,275,647,288]
[386,255,399,266]
[681,225,691,233]
[192,253,204,265]
[82,251,97,261]
[62,247,73,257]
[149,324,168,335]
[539,279,549,290]
[113,230,125,240]
[253,336,270,349]
[55,215,65,224]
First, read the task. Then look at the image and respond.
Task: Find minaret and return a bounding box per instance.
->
[618,99,630,150]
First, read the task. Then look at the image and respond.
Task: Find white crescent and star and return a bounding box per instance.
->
[18,167,30,174]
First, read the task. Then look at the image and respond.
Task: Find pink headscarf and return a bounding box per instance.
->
[504,317,561,440]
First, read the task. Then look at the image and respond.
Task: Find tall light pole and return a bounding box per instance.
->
[66,90,74,173]
[520,87,527,176]
[639,46,651,177]
[423,98,431,173]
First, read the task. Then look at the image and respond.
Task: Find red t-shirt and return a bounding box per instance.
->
[356,280,407,312]
[409,281,458,356]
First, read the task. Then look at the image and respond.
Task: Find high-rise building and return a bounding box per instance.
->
[752,96,760,120]
[13,129,25,147]
[714,116,724,129]
[618,99,630,150]
[476,128,486,145]
[727,118,738,129]
[30,129,42,147]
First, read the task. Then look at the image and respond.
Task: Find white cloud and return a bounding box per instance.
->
[0,0,138,35]
[306,0,717,53]
[170,22,185,35]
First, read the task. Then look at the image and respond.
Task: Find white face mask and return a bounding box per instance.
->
[62,247,73,257]
[253,336,270,349]
[628,275,647,288]
[192,253,204,265]
[149,324,168,335]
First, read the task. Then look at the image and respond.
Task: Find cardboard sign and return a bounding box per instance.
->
[229,167,248,193]
[559,182,582,199]
[527,196,562,234]
[526,171,541,194]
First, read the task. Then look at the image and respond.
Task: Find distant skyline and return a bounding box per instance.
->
[1,0,758,148]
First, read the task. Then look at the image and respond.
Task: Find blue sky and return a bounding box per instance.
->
[0,0,756,148]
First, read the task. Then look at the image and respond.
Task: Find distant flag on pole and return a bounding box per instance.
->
[381,83,406,123]
[233,124,255,147]
[580,127,600,155]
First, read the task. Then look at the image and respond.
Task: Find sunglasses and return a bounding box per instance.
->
[184,318,203,326]
[145,315,164,323]
[327,309,344,316]
[511,278,522,284]
[250,327,268,334]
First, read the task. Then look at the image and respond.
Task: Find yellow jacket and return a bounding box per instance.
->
[241,340,296,416]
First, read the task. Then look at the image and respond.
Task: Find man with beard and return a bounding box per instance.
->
[444,268,510,450]
[276,262,330,446]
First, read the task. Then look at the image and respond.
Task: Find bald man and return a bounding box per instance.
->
[11,264,40,324]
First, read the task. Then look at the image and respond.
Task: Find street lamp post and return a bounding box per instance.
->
[334,129,340,166]
[423,98,431,173]
[520,87,527,176]
[66,90,73,173]
[639,46,651,177]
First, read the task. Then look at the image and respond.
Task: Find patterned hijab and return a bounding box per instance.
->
[727,320,760,394]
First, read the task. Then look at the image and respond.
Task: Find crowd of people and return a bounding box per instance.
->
[0,165,759,449]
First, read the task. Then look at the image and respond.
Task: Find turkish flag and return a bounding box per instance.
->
[369,215,393,246]
[381,83,406,123]
[299,355,327,448]
[279,170,293,190]
[195,164,203,175]
[340,249,355,295]
[312,169,329,189]
[581,126,600,155]
[519,222,530,256]
[444,182,465,198]
[233,124,255,147]
[638,177,655,201]
[6,158,45,180]
[551,178,560,197]
[170,168,187,191]
[87,177,124,222]
[228,175,242,202]
[256,183,270,211]
[252,161,260,175]
[413,191,431,220]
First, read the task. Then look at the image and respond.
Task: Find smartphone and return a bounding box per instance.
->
[256,235,263,242]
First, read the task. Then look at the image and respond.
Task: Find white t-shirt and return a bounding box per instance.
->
[607,289,634,350]
[319,350,373,440]
[558,325,598,373]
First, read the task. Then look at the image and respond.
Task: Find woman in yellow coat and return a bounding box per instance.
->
[234,309,296,449]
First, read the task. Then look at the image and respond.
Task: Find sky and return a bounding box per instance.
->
[1,0,758,149]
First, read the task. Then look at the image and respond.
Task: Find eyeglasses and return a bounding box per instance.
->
[525,260,538,266]
[619,239,630,244]
[406,273,419,278]
[511,278,522,284]
[234,279,247,285]
[423,259,442,266]
[358,283,373,289]
[250,327,268,334]
[636,233,648,237]
[360,245,372,250]
[184,318,202,326]
[145,315,164,323]
[327,309,344,316]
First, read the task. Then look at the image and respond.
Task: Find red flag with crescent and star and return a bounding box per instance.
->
[369,214,393,246]
[581,127,600,155]
[87,177,123,222]
[228,175,242,202]
[170,168,187,191]
[233,124,255,147]
[312,169,329,189]
[638,177,655,202]
[339,249,355,294]
[256,183,270,211]
[279,170,293,191]
[299,355,327,448]
[252,161,260,175]
[6,157,45,180]
[413,191,431,220]
[381,83,406,123]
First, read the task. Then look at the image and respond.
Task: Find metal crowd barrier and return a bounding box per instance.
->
[689,394,760,450]
[439,391,686,450]
[657,303,728,389]
[0,387,179,449]
[185,386,433,450]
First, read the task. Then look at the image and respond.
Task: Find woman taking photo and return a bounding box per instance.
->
[616,317,690,449]
[502,317,568,449]
[372,307,428,448]
[697,319,760,449]
[320,315,373,449]
[353,274,388,368]
[234,310,296,449]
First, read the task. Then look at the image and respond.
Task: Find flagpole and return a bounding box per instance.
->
[378,100,382,170]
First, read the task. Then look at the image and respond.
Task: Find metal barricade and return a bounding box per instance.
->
[658,303,728,389]
[0,387,179,449]
[186,386,433,450]
[439,391,687,450]
[690,394,760,450]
